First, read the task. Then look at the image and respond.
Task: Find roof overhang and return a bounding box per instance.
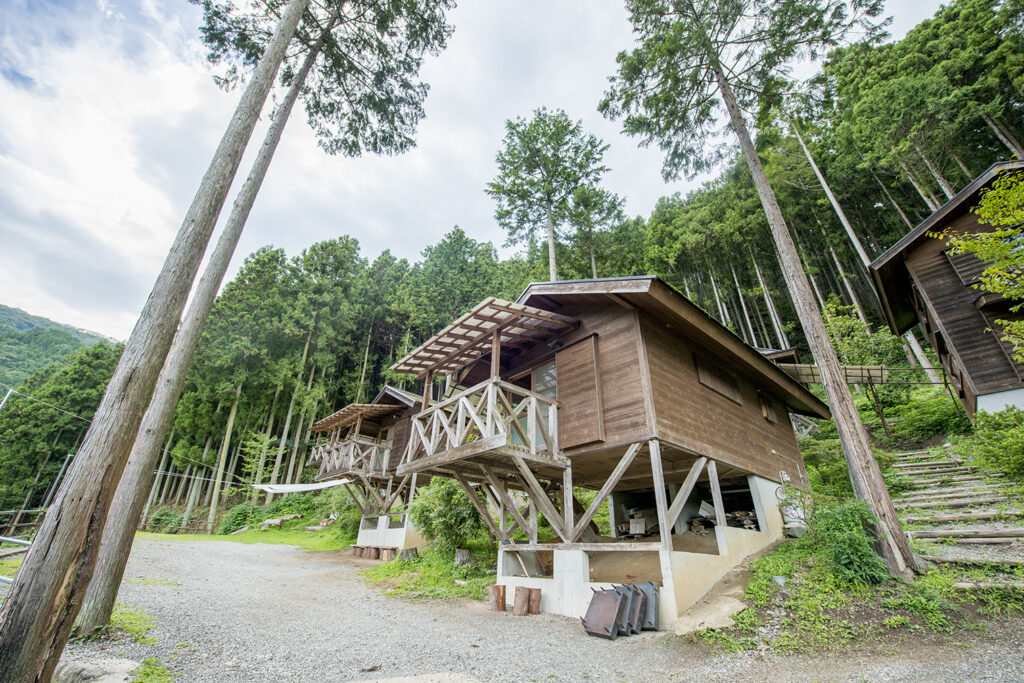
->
[390,297,578,378]
[870,159,1024,334]
[517,277,831,419]
[311,403,404,432]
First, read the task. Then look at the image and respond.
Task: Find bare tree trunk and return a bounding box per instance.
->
[707,266,730,325]
[828,244,869,326]
[173,465,192,505]
[266,329,312,506]
[714,60,918,578]
[905,330,941,383]
[751,251,787,348]
[753,298,771,348]
[207,382,243,534]
[913,143,954,199]
[589,241,598,279]
[730,264,757,346]
[982,113,1024,157]
[871,171,915,230]
[180,435,212,531]
[951,153,972,180]
[0,2,310,674]
[251,385,281,504]
[356,319,373,403]
[802,253,826,307]
[899,160,940,211]
[546,203,558,281]
[141,428,174,525]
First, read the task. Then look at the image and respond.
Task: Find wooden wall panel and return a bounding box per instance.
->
[640,312,807,485]
[555,335,605,448]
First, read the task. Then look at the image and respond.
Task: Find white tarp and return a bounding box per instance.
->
[251,479,349,494]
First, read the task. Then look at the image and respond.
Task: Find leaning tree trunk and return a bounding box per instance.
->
[899,160,940,212]
[730,264,757,346]
[713,60,919,578]
[74,20,329,635]
[913,143,954,200]
[750,250,788,348]
[0,2,309,677]
[251,385,281,504]
[180,435,212,531]
[982,112,1024,158]
[141,429,173,525]
[266,330,312,505]
[871,171,914,230]
[546,203,558,281]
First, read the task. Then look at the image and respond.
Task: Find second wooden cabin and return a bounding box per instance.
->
[389,276,828,627]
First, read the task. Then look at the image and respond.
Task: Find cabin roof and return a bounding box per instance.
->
[390,297,578,377]
[371,385,419,407]
[869,159,1024,333]
[310,403,404,432]
[517,276,831,419]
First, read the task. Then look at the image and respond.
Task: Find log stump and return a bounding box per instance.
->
[488,584,506,612]
[512,586,531,616]
[353,546,364,558]
[454,548,473,566]
[381,548,396,561]
[366,547,380,560]
[399,548,419,561]
[528,587,541,614]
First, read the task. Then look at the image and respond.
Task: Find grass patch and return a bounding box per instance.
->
[110,604,157,645]
[130,658,177,683]
[362,545,496,601]
[0,556,23,579]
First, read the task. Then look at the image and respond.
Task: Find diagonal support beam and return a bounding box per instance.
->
[570,441,643,542]
[479,465,532,538]
[343,483,369,515]
[707,460,726,528]
[665,457,707,532]
[454,471,502,541]
[512,456,569,542]
[358,475,388,513]
[649,439,673,552]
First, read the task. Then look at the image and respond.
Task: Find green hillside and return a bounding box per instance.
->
[0,305,114,388]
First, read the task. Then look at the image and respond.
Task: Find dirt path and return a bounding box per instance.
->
[52,536,1024,682]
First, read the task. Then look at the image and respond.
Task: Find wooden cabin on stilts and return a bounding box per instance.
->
[389,277,829,628]
[308,386,425,556]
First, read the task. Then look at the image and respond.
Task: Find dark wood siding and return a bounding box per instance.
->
[905,211,1024,412]
[640,312,807,484]
[387,414,412,473]
[555,335,605,448]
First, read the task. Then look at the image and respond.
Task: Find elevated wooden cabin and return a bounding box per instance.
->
[390,276,829,626]
[871,160,1024,416]
[309,386,424,550]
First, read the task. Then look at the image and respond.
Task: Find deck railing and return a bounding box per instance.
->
[402,377,558,467]
[311,437,391,479]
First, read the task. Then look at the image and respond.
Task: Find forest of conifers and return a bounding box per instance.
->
[0,0,1020,520]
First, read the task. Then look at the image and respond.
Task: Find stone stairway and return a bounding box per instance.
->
[892,449,1024,567]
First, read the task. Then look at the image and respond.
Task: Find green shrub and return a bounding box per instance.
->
[327,487,363,540]
[890,388,972,441]
[952,406,1024,483]
[264,492,321,519]
[409,478,485,553]
[809,500,888,586]
[148,508,183,532]
[218,502,260,534]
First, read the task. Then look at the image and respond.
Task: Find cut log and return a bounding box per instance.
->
[894,460,962,469]
[899,466,976,477]
[927,556,1024,567]
[900,484,1004,498]
[366,547,380,560]
[380,548,396,561]
[488,584,506,612]
[954,581,1024,590]
[512,586,531,616]
[528,587,541,614]
[454,548,473,566]
[899,490,1007,504]
[910,527,1024,539]
[399,548,419,561]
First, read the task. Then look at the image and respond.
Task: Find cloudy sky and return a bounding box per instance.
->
[0,0,944,339]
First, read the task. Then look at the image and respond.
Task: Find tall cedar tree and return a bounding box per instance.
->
[601,0,923,577]
[76,0,454,634]
[487,108,612,281]
[0,2,311,678]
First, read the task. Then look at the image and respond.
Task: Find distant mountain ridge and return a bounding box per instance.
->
[0,305,119,387]
[0,305,116,346]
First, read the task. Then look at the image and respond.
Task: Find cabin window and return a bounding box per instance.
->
[533,361,557,400]
[696,355,742,405]
[758,393,778,423]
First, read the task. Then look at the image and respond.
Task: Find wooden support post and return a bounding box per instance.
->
[707,460,726,528]
[491,329,501,378]
[512,586,531,616]
[421,370,432,410]
[649,440,672,552]
[562,463,574,534]
[479,466,532,539]
[529,498,538,544]
[489,584,506,612]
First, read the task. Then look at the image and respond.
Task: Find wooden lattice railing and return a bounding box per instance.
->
[310,437,390,479]
[401,377,559,467]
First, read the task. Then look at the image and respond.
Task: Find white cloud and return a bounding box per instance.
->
[0,0,945,339]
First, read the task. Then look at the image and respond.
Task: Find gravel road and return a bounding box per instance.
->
[47,536,1024,682]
